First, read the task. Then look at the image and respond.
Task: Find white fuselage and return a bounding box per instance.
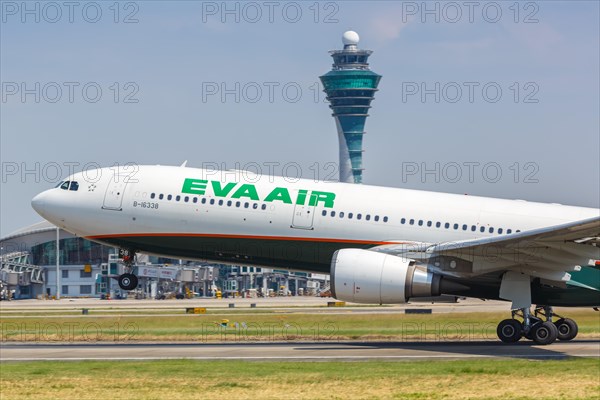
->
[31,165,598,273]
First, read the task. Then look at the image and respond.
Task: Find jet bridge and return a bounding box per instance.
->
[0,252,44,299]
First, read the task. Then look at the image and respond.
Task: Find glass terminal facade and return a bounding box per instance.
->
[31,237,112,266]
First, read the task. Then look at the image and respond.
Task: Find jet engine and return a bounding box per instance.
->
[330,248,442,304]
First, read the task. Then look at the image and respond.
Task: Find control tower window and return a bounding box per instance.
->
[60,181,70,190]
[69,181,79,191]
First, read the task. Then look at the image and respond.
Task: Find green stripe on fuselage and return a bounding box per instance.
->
[95,235,375,273]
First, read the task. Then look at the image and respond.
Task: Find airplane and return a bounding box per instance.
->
[31,164,599,345]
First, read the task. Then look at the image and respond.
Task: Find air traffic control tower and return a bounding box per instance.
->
[320,31,381,184]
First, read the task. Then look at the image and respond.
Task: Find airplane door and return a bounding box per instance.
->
[102,174,129,211]
[291,204,315,230]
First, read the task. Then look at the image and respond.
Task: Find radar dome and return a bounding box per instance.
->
[342,31,360,46]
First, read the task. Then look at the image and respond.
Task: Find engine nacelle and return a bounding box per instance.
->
[331,248,441,304]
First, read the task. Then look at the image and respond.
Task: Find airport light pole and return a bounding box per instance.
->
[56,227,60,299]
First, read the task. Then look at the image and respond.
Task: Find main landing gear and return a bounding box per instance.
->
[117,249,139,291]
[497,306,578,345]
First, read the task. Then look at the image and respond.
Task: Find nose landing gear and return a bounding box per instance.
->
[118,273,139,291]
[497,306,579,345]
[117,249,139,291]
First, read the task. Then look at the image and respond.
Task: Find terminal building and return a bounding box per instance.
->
[320,31,382,184]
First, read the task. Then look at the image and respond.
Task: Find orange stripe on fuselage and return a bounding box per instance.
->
[86,232,405,246]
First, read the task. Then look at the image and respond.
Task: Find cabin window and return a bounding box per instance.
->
[331,211,336,217]
[322,210,327,216]
[340,212,345,218]
[150,193,156,199]
[418,220,423,226]
[453,223,459,230]
[436,222,441,228]
[401,218,406,224]
[480,226,485,232]
[176,195,181,202]
[471,225,476,232]
[374,216,379,222]
[427,221,432,227]
[167,195,173,201]
[261,204,267,210]
[365,215,371,221]
[444,223,450,229]
[357,214,362,220]
[409,219,415,225]
[348,213,353,219]
[498,228,503,234]
[383,216,389,223]
[159,194,164,200]
[507,229,512,234]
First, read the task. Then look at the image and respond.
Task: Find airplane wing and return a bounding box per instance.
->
[372,216,600,288]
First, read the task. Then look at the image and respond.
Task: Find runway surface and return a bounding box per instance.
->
[2,340,598,362]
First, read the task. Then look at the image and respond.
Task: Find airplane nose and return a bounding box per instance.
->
[31,191,48,216]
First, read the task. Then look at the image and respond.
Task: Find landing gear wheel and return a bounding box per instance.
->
[555,318,578,341]
[531,321,558,345]
[497,319,522,343]
[118,273,138,291]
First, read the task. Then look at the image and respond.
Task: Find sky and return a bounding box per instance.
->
[1,0,599,237]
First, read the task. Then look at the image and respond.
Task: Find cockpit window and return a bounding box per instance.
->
[69,181,79,191]
[55,181,64,188]
[60,181,70,190]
